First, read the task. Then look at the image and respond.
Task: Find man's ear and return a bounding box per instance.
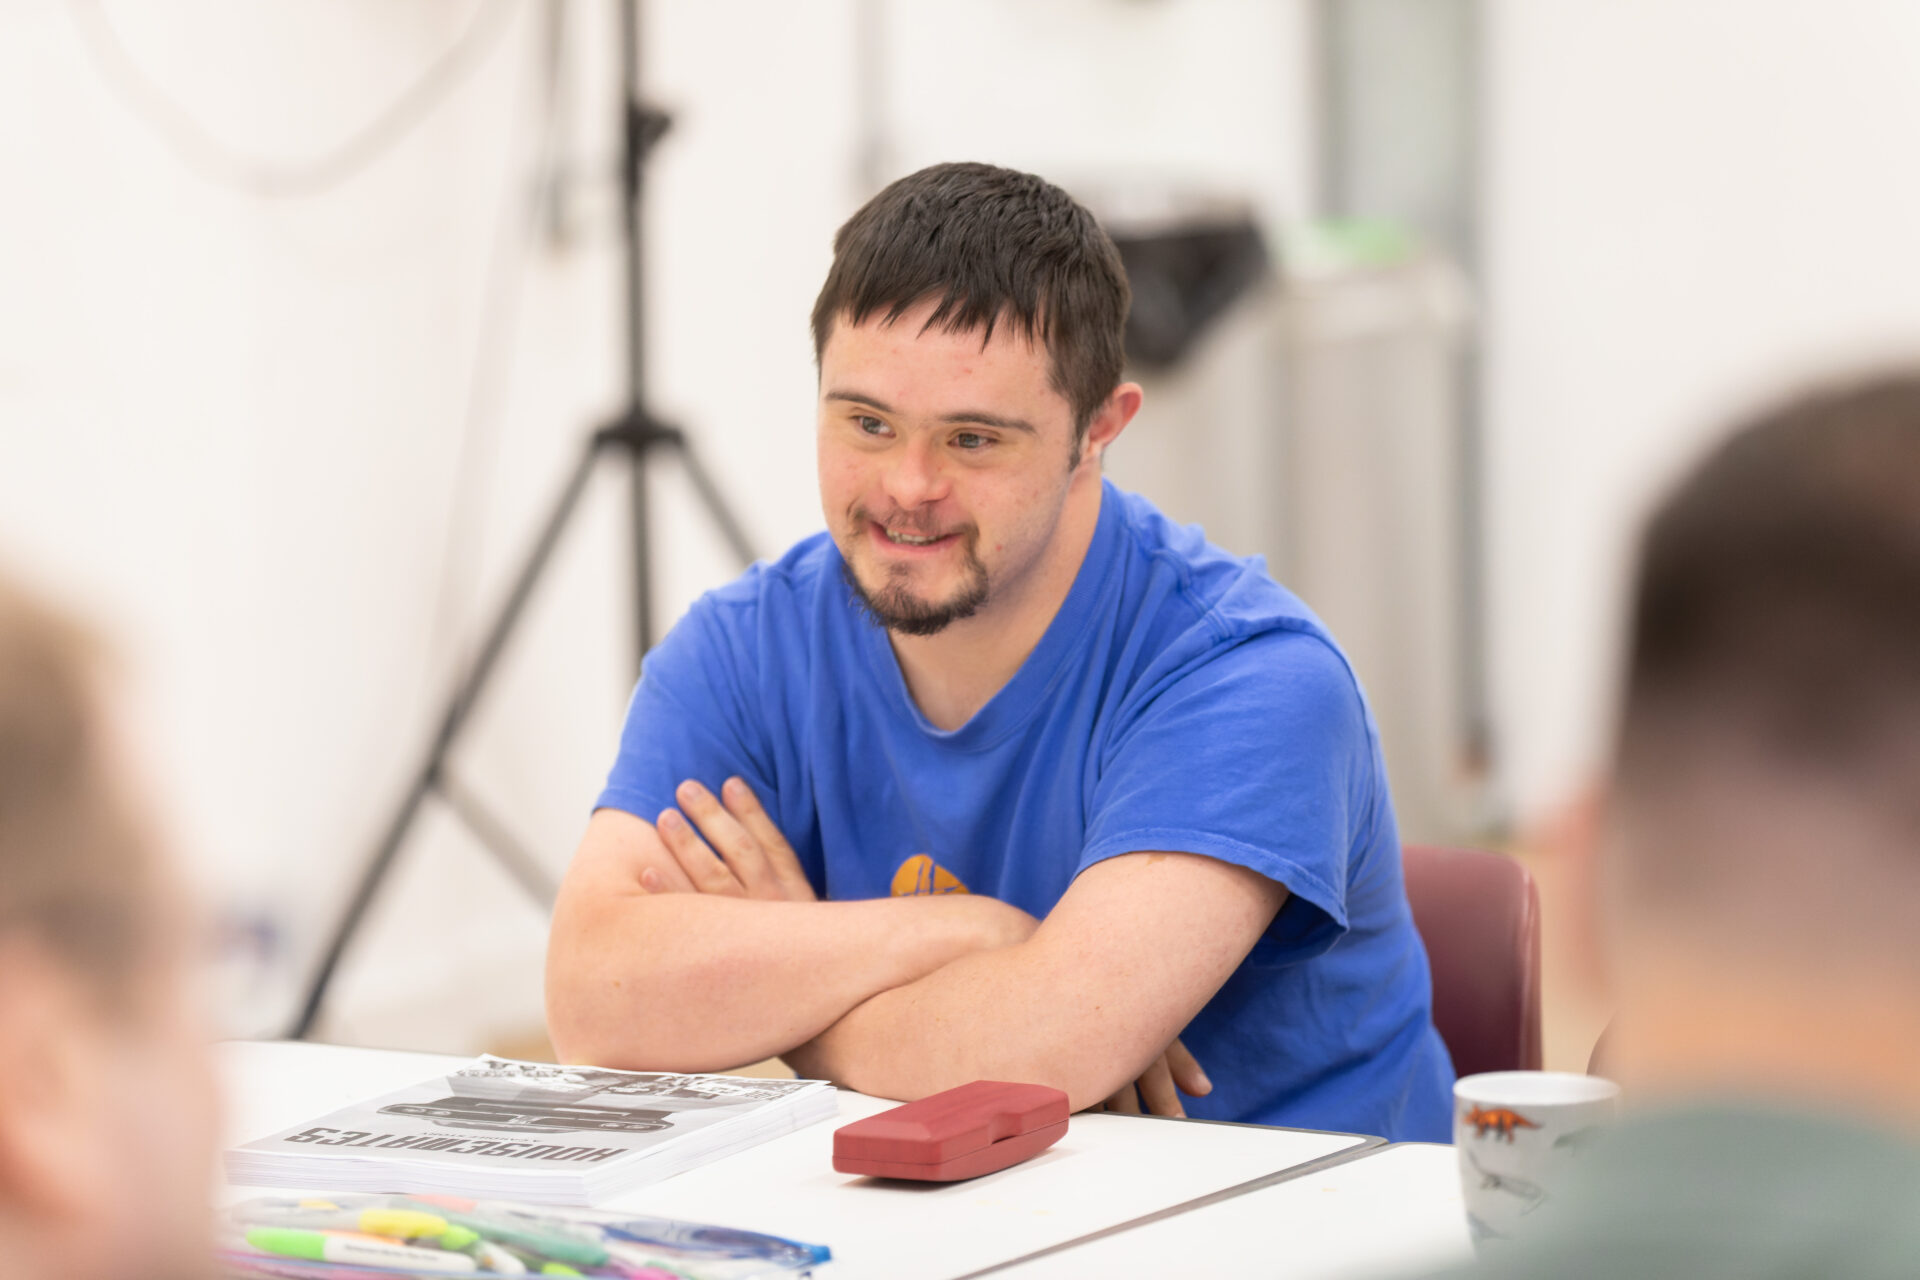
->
[1081,382,1144,466]
[0,940,113,1226]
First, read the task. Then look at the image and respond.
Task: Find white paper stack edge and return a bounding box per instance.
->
[224,1057,841,1206]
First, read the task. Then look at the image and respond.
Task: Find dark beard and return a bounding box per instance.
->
[841,544,990,637]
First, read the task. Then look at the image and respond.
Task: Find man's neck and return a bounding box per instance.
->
[889,472,1104,731]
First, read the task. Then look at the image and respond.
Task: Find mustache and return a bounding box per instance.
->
[851,505,974,540]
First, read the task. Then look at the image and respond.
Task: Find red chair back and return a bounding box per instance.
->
[1402,844,1543,1077]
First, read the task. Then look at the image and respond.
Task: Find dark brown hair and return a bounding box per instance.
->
[811,162,1131,441]
[0,571,156,1003]
[1617,372,1920,829]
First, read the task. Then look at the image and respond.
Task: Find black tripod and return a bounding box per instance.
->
[289,0,755,1041]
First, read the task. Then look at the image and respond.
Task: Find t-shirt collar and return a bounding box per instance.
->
[859,480,1126,751]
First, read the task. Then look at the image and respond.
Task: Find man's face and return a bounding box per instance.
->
[0,872,217,1280]
[816,302,1087,636]
[97,896,220,1280]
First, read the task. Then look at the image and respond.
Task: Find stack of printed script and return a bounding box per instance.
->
[225,1056,839,1205]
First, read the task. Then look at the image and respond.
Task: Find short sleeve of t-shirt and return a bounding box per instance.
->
[1079,626,1376,966]
[596,591,777,831]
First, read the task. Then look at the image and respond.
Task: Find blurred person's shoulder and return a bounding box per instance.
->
[1407,1103,1920,1280]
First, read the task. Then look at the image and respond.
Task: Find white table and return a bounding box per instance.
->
[987,1142,1472,1279]
[221,1042,1462,1280]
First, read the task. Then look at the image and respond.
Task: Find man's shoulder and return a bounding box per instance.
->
[1105,483,1341,658]
[1091,487,1376,766]
[656,532,847,688]
[693,530,844,623]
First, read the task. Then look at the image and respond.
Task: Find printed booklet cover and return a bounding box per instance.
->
[226,1057,839,1205]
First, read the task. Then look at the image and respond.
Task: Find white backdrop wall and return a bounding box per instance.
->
[15,0,1920,1052]
[1483,0,1920,826]
[0,0,1312,1051]
[0,0,637,1045]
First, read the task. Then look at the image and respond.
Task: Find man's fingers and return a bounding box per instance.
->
[654,807,744,896]
[1102,1082,1142,1115]
[674,780,778,897]
[649,779,811,903]
[1134,1054,1185,1118]
[637,860,695,894]
[722,777,816,902]
[1165,1037,1212,1097]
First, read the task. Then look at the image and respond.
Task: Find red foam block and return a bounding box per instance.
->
[832,1080,1070,1181]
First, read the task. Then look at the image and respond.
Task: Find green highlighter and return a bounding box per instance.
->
[244,1227,478,1273]
[447,1214,610,1269]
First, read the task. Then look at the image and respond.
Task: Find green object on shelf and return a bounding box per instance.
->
[1284,219,1420,274]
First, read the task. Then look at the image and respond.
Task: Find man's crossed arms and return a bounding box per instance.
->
[545,775,1287,1116]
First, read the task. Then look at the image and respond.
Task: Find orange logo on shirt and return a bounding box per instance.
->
[891,854,970,896]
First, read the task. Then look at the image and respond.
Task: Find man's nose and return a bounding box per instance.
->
[881,435,949,509]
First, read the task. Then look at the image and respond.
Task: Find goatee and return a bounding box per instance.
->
[841,550,989,637]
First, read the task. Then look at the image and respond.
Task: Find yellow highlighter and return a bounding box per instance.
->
[357,1207,455,1239]
[236,1204,452,1238]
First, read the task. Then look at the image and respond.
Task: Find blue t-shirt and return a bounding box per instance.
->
[598,482,1455,1141]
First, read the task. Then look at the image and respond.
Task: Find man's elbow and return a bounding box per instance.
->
[1057,1061,1140,1114]
[544,976,696,1070]
[1006,1013,1181,1113]
[543,912,757,1071]
[544,958,625,1068]
[906,1033,1147,1114]
[543,913,664,1069]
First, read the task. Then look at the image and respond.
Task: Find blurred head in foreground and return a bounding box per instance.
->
[0,573,216,1279]
[1597,370,1920,1121]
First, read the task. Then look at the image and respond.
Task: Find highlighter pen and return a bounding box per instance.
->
[244,1227,480,1273]
[599,1243,699,1278]
[599,1255,694,1280]
[447,1214,610,1269]
[234,1205,456,1240]
[216,1244,394,1280]
[471,1240,529,1274]
[497,1244,583,1277]
[365,1198,607,1269]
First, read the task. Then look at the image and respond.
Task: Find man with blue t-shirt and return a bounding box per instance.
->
[546,162,1453,1141]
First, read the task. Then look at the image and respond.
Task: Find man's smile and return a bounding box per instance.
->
[868,519,963,556]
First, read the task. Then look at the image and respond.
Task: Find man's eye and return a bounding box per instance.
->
[953,431,990,451]
[856,415,888,436]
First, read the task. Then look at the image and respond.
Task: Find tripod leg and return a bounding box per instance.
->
[439,773,560,907]
[288,770,438,1040]
[631,451,654,657]
[666,436,759,568]
[289,435,607,1040]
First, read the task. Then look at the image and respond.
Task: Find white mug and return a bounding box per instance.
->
[1453,1070,1621,1246]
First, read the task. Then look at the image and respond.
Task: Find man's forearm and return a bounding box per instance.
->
[785,937,1172,1112]
[786,853,1289,1111]
[545,891,1022,1073]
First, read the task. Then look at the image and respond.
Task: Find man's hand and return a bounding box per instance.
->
[549,806,1048,1072]
[1100,1037,1212,1118]
[647,777,816,902]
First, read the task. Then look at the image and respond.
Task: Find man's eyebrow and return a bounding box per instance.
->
[824,388,894,413]
[823,390,1037,435]
[940,410,1036,435]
